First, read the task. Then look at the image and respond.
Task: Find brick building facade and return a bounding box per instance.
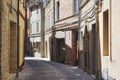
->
[0,0,2,79]
[53,0,79,65]
[0,0,25,80]
[0,0,17,80]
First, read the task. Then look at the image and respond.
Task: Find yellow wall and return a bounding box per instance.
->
[1,0,18,80]
[19,0,25,68]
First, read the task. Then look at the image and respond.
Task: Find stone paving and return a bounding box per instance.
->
[16,57,94,80]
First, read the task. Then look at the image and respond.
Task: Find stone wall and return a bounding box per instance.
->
[1,1,10,80]
[0,0,18,80]
[65,29,78,66]
[0,0,2,79]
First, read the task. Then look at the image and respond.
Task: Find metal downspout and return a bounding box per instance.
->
[109,0,112,62]
[53,0,55,61]
[16,0,20,77]
[95,0,102,79]
[24,0,27,68]
[78,0,82,68]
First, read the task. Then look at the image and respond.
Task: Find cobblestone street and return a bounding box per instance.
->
[16,57,94,80]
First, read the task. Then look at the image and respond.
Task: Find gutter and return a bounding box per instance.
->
[16,0,20,77]
[95,0,102,79]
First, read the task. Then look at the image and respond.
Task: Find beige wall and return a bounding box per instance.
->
[99,0,120,79]
[0,0,25,79]
[54,0,78,30]
[55,0,73,21]
[45,0,53,29]
[1,0,18,80]
[45,0,54,60]
[1,1,10,80]
[19,0,25,69]
[59,0,73,19]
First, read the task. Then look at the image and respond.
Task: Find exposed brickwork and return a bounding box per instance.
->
[0,0,2,79]
[1,1,10,80]
[72,29,78,65]
[55,0,73,21]
[54,0,79,66]
[65,30,78,66]
[0,0,18,80]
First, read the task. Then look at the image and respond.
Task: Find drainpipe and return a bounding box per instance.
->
[109,0,112,62]
[52,0,56,61]
[24,0,27,66]
[95,0,102,79]
[16,0,20,77]
[25,1,27,56]
[78,0,82,68]
[64,29,66,61]
[40,0,45,58]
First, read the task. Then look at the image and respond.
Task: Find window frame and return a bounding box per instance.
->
[36,22,39,33]
[73,0,79,14]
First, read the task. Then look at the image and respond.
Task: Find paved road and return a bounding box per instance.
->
[16,57,94,80]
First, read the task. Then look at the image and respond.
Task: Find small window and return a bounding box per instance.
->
[48,15,50,27]
[36,23,39,33]
[103,10,109,56]
[51,12,54,26]
[30,11,32,17]
[73,0,78,14]
[36,9,39,14]
[56,1,60,20]
[30,24,32,33]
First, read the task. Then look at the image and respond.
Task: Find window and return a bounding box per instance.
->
[48,15,50,27]
[45,17,47,28]
[56,1,60,20]
[30,24,32,33]
[30,11,32,17]
[36,8,39,14]
[23,0,26,8]
[51,12,54,26]
[103,10,109,56]
[36,22,39,33]
[73,0,78,14]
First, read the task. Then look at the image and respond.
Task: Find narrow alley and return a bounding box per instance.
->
[16,57,93,80]
[1,0,120,80]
